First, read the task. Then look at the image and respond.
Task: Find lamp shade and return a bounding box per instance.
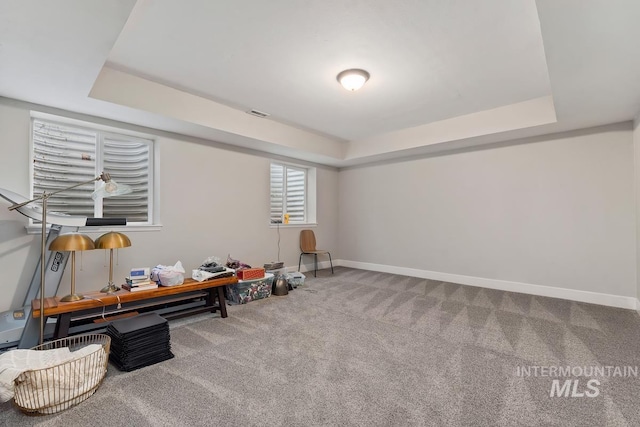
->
[91,173,133,200]
[49,233,96,251]
[94,231,131,249]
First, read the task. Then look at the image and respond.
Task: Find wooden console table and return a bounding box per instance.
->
[32,276,237,339]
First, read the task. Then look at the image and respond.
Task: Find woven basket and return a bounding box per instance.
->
[13,334,110,415]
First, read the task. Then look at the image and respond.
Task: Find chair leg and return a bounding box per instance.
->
[298,253,303,272]
[328,252,334,274]
[314,254,317,277]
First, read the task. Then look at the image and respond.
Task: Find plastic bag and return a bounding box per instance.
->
[201,255,222,268]
[151,261,185,286]
[226,254,251,270]
[198,255,225,273]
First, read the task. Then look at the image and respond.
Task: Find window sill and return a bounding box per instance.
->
[26,224,163,235]
[269,223,317,229]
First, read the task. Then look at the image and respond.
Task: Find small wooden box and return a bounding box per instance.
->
[236,268,265,280]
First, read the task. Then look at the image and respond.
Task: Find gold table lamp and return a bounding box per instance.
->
[49,233,95,302]
[94,231,131,293]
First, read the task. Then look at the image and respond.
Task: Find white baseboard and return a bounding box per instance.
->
[337,259,638,310]
[289,259,337,275]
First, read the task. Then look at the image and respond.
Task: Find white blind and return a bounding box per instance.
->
[270,163,306,223]
[286,167,305,222]
[102,134,149,222]
[270,164,284,223]
[32,119,152,223]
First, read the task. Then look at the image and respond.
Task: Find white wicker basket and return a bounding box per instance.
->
[13,334,110,414]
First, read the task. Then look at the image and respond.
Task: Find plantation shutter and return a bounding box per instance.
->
[33,120,97,217]
[285,167,306,223]
[32,119,152,223]
[102,134,150,222]
[270,164,284,223]
[270,163,306,223]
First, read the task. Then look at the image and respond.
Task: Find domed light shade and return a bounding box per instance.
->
[337,69,370,91]
[49,233,96,252]
[49,233,95,302]
[95,231,131,293]
[94,231,131,250]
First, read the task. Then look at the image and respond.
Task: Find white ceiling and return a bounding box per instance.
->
[1,0,640,167]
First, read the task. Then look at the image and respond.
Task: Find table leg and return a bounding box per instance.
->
[53,314,71,339]
[205,287,214,312]
[216,287,228,318]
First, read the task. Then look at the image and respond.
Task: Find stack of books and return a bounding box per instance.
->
[122,274,158,292]
[264,261,284,270]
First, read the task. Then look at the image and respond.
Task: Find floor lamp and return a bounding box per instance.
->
[7,172,132,344]
[94,231,131,293]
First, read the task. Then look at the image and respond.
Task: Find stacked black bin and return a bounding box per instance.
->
[106,312,174,371]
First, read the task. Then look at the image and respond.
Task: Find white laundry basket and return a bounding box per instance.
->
[13,333,110,414]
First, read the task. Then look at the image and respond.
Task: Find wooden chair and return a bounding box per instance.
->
[298,229,334,277]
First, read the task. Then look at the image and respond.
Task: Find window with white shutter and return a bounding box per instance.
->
[32,117,153,224]
[270,162,314,224]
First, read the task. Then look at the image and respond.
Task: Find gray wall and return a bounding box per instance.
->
[1,96,638,313]
[338,123,636,298]
[0,99,339,312]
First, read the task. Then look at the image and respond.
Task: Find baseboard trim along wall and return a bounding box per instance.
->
[330,260,639,310]
[292,260,336,275]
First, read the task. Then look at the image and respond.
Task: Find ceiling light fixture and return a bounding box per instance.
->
[337,69,370,91]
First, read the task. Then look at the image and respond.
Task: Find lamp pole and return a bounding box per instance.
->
[9,175,101,344]
[39,193,48,344]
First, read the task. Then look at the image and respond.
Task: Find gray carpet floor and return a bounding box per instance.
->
[2,267,640,426]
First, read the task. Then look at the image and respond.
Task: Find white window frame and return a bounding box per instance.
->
[270,161,317,227]
[28,112,160,233]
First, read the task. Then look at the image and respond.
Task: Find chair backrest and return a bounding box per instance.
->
[300,229,317,252]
